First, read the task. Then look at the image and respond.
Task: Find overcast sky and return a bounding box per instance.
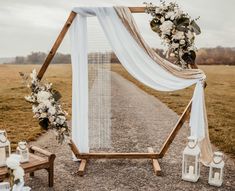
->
[0,0,234,57]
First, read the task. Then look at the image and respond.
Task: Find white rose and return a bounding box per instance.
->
[160,17,165,23]
[180,40,186,44]
[6,154,21,170]
[171,43,179,49]
[56,116,66,125]
[173,31,185,40]
[165,11,175,19]
[37,91,51,103]
[48,106,56,115]
[13,166,25,181]
[159,20,174,34]
[155,7,161,14]
[43,100,52,108]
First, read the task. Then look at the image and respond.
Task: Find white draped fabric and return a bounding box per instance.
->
[70,7,212,164]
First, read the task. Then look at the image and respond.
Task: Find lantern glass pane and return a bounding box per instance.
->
[184,155,196,174]
[0,147,6,165]
[6,146,10,158]
[211,167,221,179]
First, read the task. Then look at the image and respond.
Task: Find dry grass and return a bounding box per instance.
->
[111,64,235,157]
[0,64,234,157]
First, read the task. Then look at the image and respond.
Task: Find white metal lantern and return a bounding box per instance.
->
[0,130,11,167]
[208,152,224,187]
[182,136,200,182]
[16,141,29,163]
[0,182,10,191]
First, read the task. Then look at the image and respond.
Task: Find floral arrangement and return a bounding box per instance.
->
[6,154,29,190]
[20,69,69,144]
[144,1,201,68]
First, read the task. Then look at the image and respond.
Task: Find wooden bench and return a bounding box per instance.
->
[0,146,56,187]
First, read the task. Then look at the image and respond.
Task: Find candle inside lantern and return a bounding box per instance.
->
[214,172,220,181]
[189,165,194,177]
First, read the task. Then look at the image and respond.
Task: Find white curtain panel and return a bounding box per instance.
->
[70,7,212,163]
[70,15,89,153]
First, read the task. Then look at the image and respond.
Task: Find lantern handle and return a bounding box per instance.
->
[187,139,198,149]
[212,153,224,164]
[18,142,28,150]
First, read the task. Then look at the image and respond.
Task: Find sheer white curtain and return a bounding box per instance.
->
[70,7,212,164]
[70,15,89,153]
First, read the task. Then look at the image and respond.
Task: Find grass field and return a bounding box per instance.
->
[0,64,234,157]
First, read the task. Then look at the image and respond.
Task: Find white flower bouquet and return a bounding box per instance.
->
[144,1,201,68]
[20,69,69,144]
[6,154,24,188]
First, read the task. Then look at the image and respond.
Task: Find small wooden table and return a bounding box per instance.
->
[0,146,56,187]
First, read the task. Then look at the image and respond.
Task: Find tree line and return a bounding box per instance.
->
[13,47,235,65]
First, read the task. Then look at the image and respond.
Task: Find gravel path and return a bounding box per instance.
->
[26,72,235,191]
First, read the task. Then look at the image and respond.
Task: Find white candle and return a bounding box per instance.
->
[214,172,220,180]
[189,165,194,176]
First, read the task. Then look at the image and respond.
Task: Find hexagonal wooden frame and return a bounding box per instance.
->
[37,7,198,176]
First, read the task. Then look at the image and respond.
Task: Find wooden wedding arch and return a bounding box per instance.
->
[37,7,203,176]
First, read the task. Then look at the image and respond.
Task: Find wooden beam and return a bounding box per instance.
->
[74,152,159,159]
[159,99,192,158]
[68,140,80,155]
[37,7,146,80]
[129,7,145,13]
[78,159,87,176]
[148,147,161,175]
[69,141,159,159]
[37,11,77,80]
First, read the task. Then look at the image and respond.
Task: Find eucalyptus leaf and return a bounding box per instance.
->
[181,50,196,64]
[176,17,190,26]
[39,118,49,129]
[191,20,201,35]
[52,90,62,101]
[150,19,161,33]
[176,25,188,32]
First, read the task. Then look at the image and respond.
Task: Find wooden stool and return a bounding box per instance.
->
[0,146,56,187]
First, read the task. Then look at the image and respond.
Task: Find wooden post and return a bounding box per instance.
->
[37,11,77,80]
[78,160,87,176]
[148,147,161,175]
[68,139,80,155]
